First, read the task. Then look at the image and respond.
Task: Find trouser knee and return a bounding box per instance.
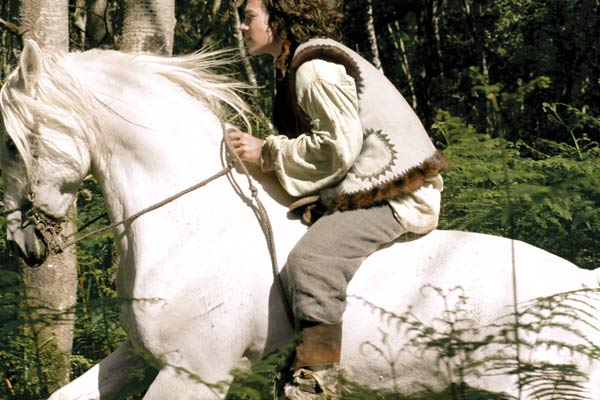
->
[286,246,314,286]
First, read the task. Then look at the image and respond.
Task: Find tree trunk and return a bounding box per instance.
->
[462,0,490,133]
[0,0,20,80]
[18,0,78,392]
[22,207,78,391]
[432,0,444,79]
[365,0,382,71]
[119,0,176,55]
[86,0,112,49]
[230,0,271,129]
[20,1,68,52]
[73,0,87,50]
[231,0,257,88]
[199,0,223,48]
[388,21,418,110]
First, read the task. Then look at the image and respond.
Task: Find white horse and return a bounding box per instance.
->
[2,40,600,400]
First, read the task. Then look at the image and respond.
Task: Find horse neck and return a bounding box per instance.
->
[87,68,225,234]
[68,53,294,274]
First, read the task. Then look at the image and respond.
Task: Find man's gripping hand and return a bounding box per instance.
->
[226,128,264,164]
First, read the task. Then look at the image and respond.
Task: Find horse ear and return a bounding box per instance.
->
[18,39,43,94]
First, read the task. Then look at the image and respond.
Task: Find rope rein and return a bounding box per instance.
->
[221,129,294,323]
[60,164,234,249]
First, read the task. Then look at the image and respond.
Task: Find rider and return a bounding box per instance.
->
[227,0,447,398]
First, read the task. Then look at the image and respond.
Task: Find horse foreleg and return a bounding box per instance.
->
[48,341,156,400]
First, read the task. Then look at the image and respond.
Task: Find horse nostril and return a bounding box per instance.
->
[6,225,48,267]
[7,239,19,255]
[7,238,42,267]
[24,227,47,267]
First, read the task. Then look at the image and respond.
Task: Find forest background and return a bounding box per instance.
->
[0,0,599,399]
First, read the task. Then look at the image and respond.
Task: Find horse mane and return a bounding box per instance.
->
[0,51,99,182]
[0,47,252,180]
[131,49,252,123]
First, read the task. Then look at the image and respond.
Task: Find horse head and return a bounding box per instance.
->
[1,40,92,266]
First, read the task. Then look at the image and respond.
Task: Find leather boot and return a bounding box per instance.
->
[285,322,342,399]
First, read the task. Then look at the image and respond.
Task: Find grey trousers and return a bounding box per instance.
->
[286,203,407,324]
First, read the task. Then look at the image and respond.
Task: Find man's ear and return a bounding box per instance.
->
[17,39,43,95]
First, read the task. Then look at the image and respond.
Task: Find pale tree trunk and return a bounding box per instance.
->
[73,0,113,50]
[0,0,20,80]
[423,0,443,77]
[230,0,271,129]
[432,0,444,79]
[119,0,176,55]
[20,1,69,52]
[365,0,382,71]
[73,0,87,50]
[461,0,490,132]
[1,28,8,78]
[388,21,418,110]
[18,0,79,393]
[197,0,223,48]
[86,0,112,48]
[231,0,257,88]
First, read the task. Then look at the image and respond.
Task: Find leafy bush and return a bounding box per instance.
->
[71,177,127,378]
[434,109,600,269]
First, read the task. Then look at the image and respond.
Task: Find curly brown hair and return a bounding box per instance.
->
[262,0,343,45]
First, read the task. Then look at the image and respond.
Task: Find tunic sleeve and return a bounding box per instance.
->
[261,59,363,197]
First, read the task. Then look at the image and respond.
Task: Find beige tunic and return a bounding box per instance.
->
[263,59,443,234]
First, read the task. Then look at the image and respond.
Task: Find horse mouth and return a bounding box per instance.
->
[7,223,48,267]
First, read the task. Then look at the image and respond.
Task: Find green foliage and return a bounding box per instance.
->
[363,0,600,140]
[490,289,600,400]
[225,331,513,400]
[0,177,48,399]
[0,255,70,398]
[469,68,552,139]
[0,270,40,399]
[174,0,235,53]
[227,340,296,400]
[72,177,127,377]
[352,286,600,400]
[542,102,600,160]
[435,109,600,269]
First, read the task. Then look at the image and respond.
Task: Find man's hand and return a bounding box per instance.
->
[227,128,265,164]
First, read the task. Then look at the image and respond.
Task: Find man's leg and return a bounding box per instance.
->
[284,204,406,398]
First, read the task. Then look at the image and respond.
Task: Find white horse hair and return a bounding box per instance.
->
[2,40,600,400]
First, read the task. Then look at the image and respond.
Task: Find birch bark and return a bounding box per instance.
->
[19,0,78,391]
[365,0,382,71]
[120,0,176,55]
[86,0,112,48]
